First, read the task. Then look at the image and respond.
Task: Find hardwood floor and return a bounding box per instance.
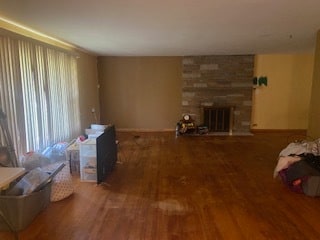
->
[1,132,320,240]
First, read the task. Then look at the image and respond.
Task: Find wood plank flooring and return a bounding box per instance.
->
[1,132,320,240]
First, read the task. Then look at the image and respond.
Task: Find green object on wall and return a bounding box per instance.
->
[258,76,268,86]
[253,77,258,85]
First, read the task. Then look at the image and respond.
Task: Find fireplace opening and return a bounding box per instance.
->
[203,107,233,133]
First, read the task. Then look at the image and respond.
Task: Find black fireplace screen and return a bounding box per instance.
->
[203,107,231,132]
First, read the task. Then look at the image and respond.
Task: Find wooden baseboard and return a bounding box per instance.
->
[250,129,307,135]
[117,128,175,132]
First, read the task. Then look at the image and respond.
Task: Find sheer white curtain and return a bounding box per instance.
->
[0,36,24,156]
[0,33,80,158]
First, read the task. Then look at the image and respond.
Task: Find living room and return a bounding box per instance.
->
[1,1,320,239]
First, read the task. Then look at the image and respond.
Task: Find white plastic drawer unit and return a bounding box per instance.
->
[79,139,97,182]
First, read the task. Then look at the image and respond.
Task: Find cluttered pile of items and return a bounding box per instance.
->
[274,137,320,197]
[176,114,209,136]
[0,109,72,237]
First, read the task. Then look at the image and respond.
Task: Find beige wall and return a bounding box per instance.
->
[308,31,320,138]
[98,57,182,130]
[77,52,100,130]
[252,54,314,130]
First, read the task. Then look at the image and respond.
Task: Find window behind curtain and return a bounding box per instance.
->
[0,33,80,158]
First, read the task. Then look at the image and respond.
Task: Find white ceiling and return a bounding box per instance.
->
[0,0,320,56]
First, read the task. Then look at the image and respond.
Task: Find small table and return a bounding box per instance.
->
[0,167,25,190]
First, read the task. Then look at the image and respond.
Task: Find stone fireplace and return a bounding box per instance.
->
[182,55,254,134]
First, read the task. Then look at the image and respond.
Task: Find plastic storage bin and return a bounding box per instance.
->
[80,139,97,182]
[66,143,80,175]
[0,181,52,231]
